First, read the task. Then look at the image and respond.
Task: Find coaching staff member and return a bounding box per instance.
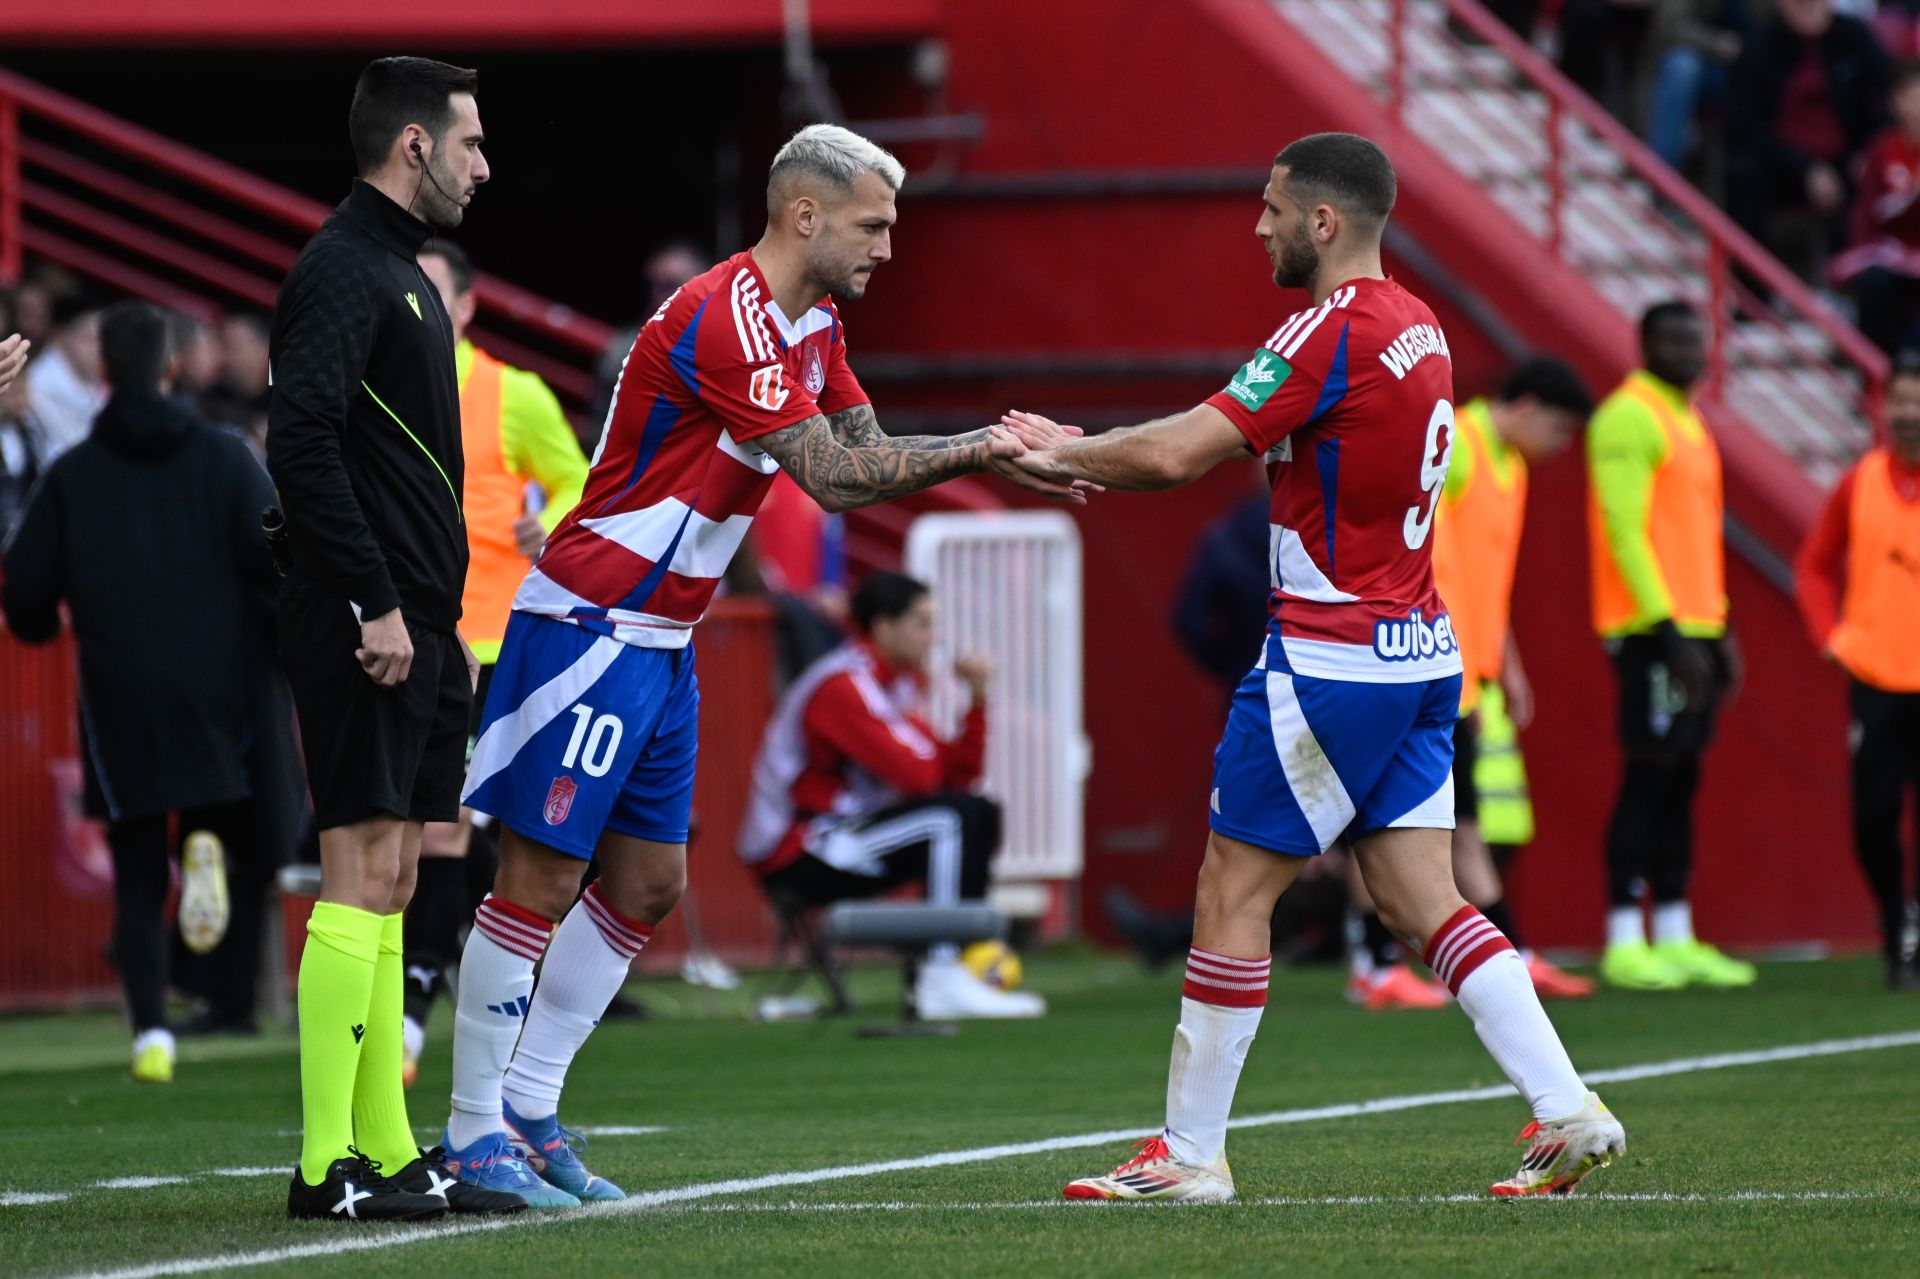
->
[1796,352,1920,990]
[268,56,518,1222]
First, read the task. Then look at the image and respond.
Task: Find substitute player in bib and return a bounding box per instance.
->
[1007,134,1623,1201]
[438,125,1076,1206]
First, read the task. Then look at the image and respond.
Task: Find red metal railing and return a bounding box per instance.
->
[1286,0,1887,483]
[0,68,614,407]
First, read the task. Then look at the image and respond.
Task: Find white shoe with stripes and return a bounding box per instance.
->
[1489,1093,1625,1197]
[1063,1135,1234,1202]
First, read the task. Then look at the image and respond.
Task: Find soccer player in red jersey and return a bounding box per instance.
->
[437,124,1078,1207]
[1009,134,1626,1200]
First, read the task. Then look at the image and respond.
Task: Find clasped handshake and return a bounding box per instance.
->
[982,410,1100,505]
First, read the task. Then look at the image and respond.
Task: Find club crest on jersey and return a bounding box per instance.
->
[1372,609,1457,662]
[802,343,826,395]
[544,776,578,825]
[1227,349,1291,411]
[749,364,791,411]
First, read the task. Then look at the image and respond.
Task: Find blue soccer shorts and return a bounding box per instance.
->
[461,611,699,859]
[1209,659,1460,857]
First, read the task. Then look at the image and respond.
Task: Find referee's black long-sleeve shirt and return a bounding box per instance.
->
[267,179,466,632]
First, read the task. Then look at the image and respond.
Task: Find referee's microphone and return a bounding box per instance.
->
[410,139,464,210]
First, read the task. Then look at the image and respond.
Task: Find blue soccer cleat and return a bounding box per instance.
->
[503,1100,626,1202]
[439,1130,580,1210]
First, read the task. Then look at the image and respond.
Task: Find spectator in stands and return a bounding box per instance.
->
[588,241,704,447]
[1872,1,1920,59]
[1559,0,1657,124]
[737,570,1044,1019]
[1794,351,1920,990]
[199,312,272,452]
[0,302,296,1080]
[1725,0,1890,277]
[1,347,36,539]
[1587,300,1755,992]
[22,293,105,464]
[1643,1,1762,176]
[167,313,224,401]
[402,237,591,1083]
[9,262,80,348]
[1833,66,1920,353]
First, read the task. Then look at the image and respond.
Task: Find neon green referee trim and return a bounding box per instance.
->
[360,379,463,523]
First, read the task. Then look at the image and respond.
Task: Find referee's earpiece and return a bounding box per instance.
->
[410,138,423,165]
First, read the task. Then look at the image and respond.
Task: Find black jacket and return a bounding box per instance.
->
[1,389,292,820]
[267,179,466,632]
[1727,14,1891,184]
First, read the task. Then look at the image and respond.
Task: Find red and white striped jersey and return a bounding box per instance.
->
[738,642,986,872]
[1204,275,1462,683]
[511,250,867,648]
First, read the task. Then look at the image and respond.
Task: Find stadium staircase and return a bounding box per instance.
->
[1272,0,1885,554]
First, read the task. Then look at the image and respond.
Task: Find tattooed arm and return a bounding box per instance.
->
[757,413,1010,513]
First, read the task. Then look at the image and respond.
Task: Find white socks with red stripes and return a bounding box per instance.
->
[501,884,653,1123]
[1164,947,1270,1167]
[1424,905,1587,1122]
[447,894,553,1150]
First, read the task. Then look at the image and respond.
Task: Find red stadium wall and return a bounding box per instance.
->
[851,0,1875,951]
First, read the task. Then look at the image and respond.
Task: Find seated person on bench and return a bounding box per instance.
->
[738,571,1043,1019]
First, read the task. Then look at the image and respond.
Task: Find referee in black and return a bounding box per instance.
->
[268,56,519,1221]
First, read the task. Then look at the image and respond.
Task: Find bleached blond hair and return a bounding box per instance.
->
[768,124,907,202]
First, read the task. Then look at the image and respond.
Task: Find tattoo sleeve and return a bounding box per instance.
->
[760,412,993,512]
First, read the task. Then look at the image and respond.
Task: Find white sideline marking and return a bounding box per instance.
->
[57,1029,1920,1278]
[576,1125,668,1137]
[204,1169,284,1179]
[2,1191,70,1206]
[653,1190,1897,1212]
[93,1177,190,1190]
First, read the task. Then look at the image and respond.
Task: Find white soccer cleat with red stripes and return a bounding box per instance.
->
[1488,1093,1625,1197]
[1062,1135,1235,1202]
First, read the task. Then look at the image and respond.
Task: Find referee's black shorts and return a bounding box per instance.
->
[280,579,470,830]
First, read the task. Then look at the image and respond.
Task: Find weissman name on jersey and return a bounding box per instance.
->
[1378,324,1452,381]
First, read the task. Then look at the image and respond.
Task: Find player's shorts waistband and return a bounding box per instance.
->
[1258,628,1464,684]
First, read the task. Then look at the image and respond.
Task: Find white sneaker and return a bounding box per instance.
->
[914,959,1046,1020]
[178,830,229,956]
[1489,1092,1626,1197]
[1064,1135,1234,1202]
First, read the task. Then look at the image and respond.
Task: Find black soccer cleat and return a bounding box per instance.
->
[394,1147,528,1214]
[286,1148,448,1223]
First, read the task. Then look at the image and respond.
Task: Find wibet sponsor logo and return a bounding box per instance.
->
[1372,609,1457,663]
[1378,324,1451,380]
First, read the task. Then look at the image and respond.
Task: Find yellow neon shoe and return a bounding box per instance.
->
[178,830,230,956]
[1653,939,1757,988]
[1599,941,1686,991]
[132,1039,174,1083]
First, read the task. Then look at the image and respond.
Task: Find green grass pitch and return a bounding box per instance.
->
[4,952,1918,1277]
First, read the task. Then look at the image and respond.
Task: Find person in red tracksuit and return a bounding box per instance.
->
[738,571,1044,1018]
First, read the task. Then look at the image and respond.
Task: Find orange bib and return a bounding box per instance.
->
[1830,449,1920,692]
[458,348,529,657]
[1588,379,1725,635]
[1435,402,1527,686]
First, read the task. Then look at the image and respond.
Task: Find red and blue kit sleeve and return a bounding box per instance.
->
[1204,303,1349,454]
[694,296,823,444]
[815,307,870,416]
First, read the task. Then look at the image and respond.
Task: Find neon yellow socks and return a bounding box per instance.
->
[351,912,419,1172]
[297,902,381,1184]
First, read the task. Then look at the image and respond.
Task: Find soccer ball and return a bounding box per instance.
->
[961,940,1022,991]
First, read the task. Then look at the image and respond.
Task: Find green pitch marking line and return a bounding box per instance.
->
[54,1029,1920,1279]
